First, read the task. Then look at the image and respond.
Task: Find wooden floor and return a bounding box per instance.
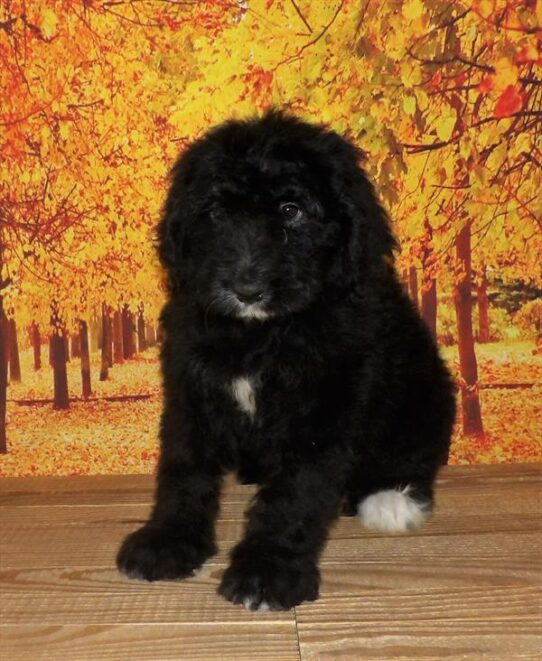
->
[0,464,541,660]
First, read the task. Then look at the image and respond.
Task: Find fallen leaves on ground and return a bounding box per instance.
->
[3,398,161,476]
[8,346,162,402]
[1,341,541,476]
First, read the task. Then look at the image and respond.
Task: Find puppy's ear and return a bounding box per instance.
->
[346,162,398,273]
[326,135,397,285]
[156,155,195,284]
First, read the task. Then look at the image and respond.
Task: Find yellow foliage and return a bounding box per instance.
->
[402,95,416,115]
[493,57,519,92]
[39,7,58,39]
[1,0,540,472]
[436,115,456,142]
[402,0,425,20]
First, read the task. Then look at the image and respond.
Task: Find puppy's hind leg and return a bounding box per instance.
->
[343,475,435,533]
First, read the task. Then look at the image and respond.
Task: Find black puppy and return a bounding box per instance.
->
[117,111,456,611]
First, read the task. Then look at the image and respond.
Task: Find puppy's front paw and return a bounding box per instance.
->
[116,525,215,581]
[218,547,320,611]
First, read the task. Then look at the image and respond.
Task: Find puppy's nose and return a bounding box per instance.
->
[233,283,264,304]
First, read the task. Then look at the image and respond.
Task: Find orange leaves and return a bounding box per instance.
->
[1,0,193,322]
[477,59,525,118]
[494,84,525,118]
[429,70,442,90]
[162,15,185,31]
[241,66,274,108]
[516,40,540,64]
[472,0,541,31]
[478,75,494,93]
[476,58,512,92]
[475,54,529,118]
[2,0,541,476]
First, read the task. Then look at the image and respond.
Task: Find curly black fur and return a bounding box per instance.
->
[117,111,456,610]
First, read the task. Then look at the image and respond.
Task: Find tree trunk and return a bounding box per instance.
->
[401,268,409,295]
[100,305,110,381]
[7,318,21,382]
[113,309,124,364]
[122,305,135,358]
[421,277,437,340]
[156,323,164,345]
[90,317,100,353]
[0,297,7,454]
[146,323,156,348]
[1,315,8,369]
[408,266,419,308]
[51,313,69,410]
[477,266,490,343]
[31,322,41,370]
[72,332,81,358]
[79,320,92,398]
[137,305,147,353]
[420,219,437,341]
[64,334,70,362]
[107,316,113,367]
[453,222,484,436]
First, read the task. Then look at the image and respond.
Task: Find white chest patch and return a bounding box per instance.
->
[231,376,256,418]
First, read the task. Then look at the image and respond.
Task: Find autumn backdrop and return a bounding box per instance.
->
[1,0,541,475]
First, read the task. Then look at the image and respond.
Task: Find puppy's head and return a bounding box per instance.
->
[158,110,396,320]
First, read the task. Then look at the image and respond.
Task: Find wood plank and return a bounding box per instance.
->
[0,518,242,568]
[0,623,300,661]
[0,565,293,625]
[0,472,251,501]
[296,629,539,661]
[0,464,540,660]
[0,483,254,507]
[297,562,542,659]
[1,464,541,570]
[1,463,539,504]
[0,521,541,569]
[2,557,539,618]
[0,497,250,519]
[295,585,541,660]
[294,464,542,661]
[2,501,539,533]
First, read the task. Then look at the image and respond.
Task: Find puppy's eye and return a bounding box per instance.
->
[279,202,303,223]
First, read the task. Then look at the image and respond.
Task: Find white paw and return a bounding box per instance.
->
[358,485,430,532]
[243,597,270,612]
